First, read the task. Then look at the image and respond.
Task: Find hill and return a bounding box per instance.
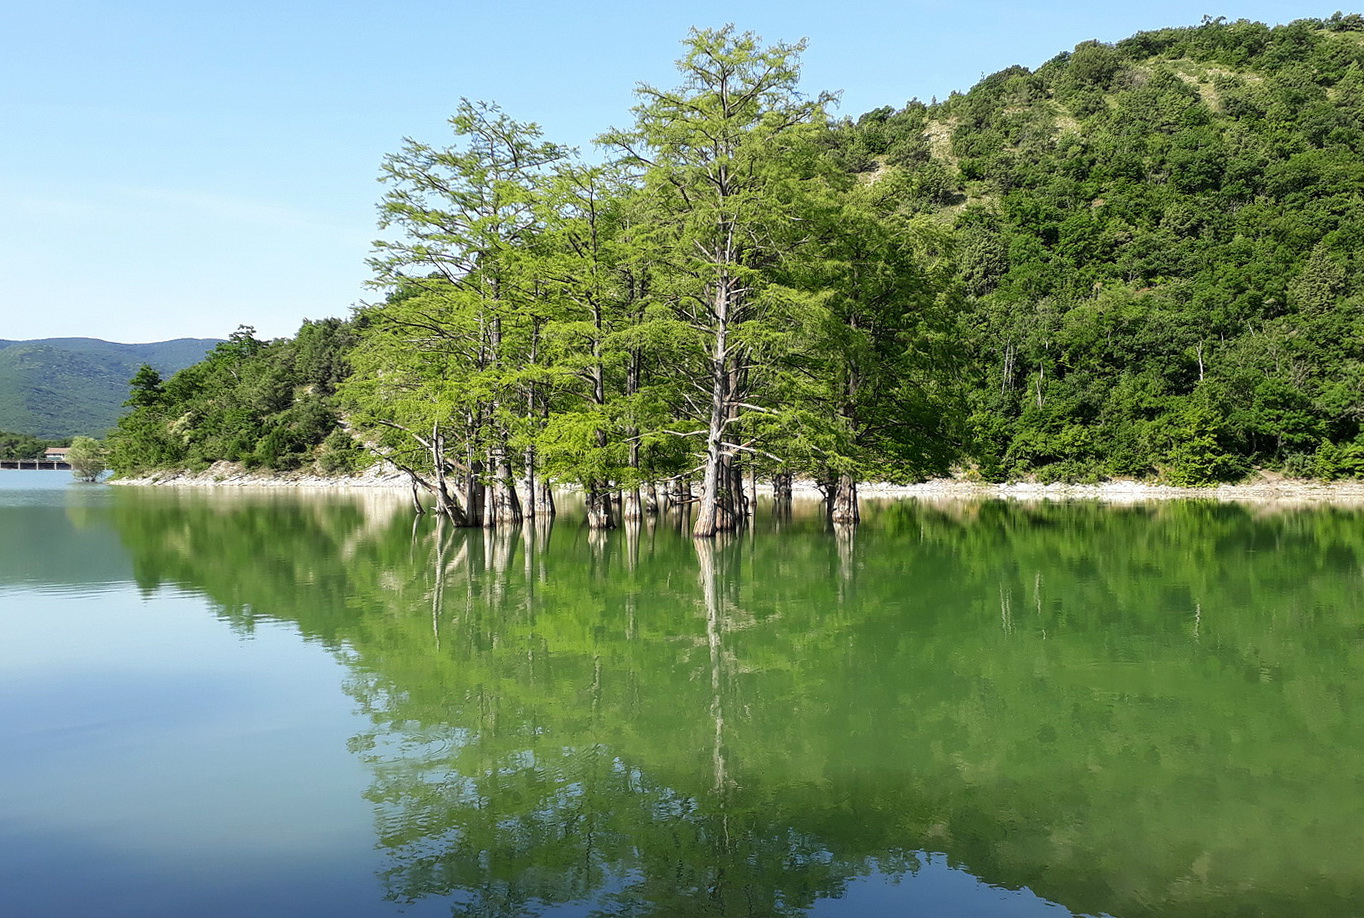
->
[0,337,220,438]
[834,13,1364,481]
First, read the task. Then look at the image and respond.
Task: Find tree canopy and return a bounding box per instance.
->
[107,16,1364,517]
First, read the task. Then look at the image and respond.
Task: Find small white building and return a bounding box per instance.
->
[44,447,71,461]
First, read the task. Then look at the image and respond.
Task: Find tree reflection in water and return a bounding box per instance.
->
[108,489,1364,917]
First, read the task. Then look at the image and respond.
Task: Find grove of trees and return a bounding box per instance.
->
[335,28,961,537]
[107,16,1364,528]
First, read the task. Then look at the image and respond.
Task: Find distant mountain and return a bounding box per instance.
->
[0,337,221,438]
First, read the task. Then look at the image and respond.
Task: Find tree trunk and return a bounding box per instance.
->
[730,460,748,526]
[694,277,737,539]
[772,471,792,517]
[623,353,646,521]
[523,446,537,519]
[429,430,469,526]
[463,437,485,528]
[817,471,836,518]
[622,486,643,520]
[585,480,616,530]
[772,471,793,502]
[535,479,555,517]
[695,450,741,538]
[486,441,522,527]
[643,481,660,513]
[830,473,860,525]
[409,474,426,515]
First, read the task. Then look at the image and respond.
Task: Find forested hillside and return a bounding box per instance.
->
[109,15,1364,521]
[107,322,366,475]
[0,337,218,438]
[839,12,1364,483]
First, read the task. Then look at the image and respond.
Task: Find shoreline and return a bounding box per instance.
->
[109,462,1364,504]
[110,461,414,490]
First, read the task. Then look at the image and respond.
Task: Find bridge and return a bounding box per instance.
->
[0,460,72,471]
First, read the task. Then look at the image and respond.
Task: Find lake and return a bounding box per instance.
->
[2,470,1362,917]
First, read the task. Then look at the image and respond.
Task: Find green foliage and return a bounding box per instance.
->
[0,428,62,461]
[107,320,365,477]
[114,16,1364,493]
[830,15,1364,482]
[66,435,106,482]
[1313,435,1364,479]
[1162,406,1247,485]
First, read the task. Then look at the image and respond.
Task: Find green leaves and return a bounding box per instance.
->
[66,435,106,482]
[108,319,362,476]
[899,17,1364,481]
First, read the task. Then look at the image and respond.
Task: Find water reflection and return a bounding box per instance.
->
[0,474,129,593]
[97,490,1364,917]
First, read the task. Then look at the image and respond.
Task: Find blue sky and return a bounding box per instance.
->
[0,1,1341,343]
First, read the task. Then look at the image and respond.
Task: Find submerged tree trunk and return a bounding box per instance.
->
[643,481,660,514]
[535,479,555,517]
[730,460,749,526]
[463,438,485,528]
[830,473,860,525]
[817,472,836,519]
[523,446,538,519]
[429,429,469,526]
[622,486,643,520]
[585,480,616,530]
[695,446,722,538]
[695,451,742,538]
[409,473,426,516]
[772,471,793,503]
[772,471,792,518]
[486,441,523,527]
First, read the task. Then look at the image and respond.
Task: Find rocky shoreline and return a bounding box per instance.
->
[109,462,1364,504]
[846,477,1364,504]
[110,460,413,490]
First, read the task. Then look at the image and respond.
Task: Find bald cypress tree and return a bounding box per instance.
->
[601,26,836,538]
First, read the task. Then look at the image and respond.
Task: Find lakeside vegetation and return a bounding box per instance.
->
[107,15,1364,530]
[107,321,366,476]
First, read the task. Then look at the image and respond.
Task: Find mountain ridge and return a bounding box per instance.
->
[0,336,221,438]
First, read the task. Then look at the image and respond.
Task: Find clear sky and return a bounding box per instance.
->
[0,1,1341,343]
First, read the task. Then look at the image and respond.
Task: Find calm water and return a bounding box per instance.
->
[2,471,1362,918]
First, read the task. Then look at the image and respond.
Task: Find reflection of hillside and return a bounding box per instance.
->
[107,487,410,629]
[0,488,132,589]
[109,493,1364,917]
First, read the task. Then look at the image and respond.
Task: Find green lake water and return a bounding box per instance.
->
[2,471,1362,917]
